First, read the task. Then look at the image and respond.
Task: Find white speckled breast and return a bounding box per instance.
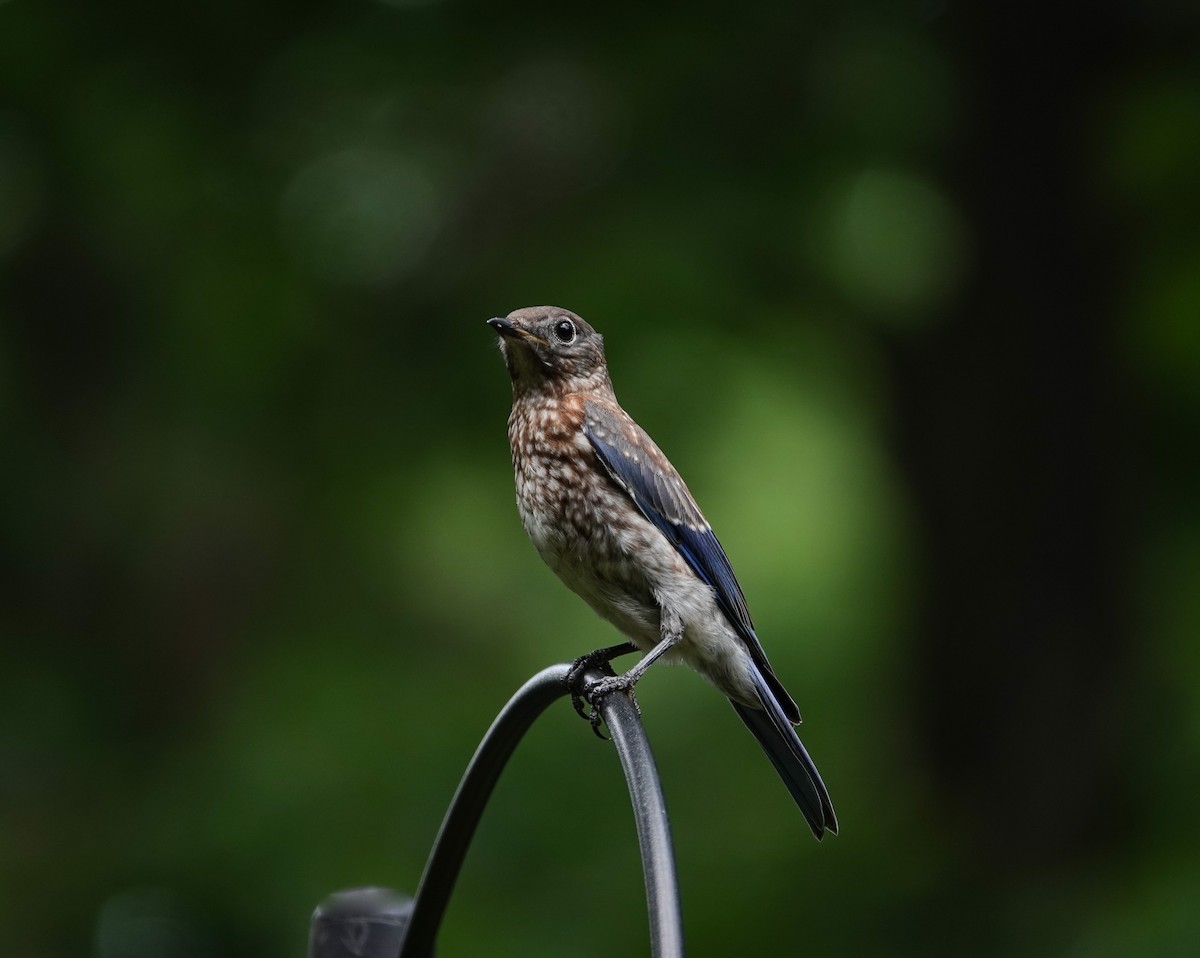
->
[507,390,758,705]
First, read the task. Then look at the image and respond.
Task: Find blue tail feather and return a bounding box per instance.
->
[731,667,838,840]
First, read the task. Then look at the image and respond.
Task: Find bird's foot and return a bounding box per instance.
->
[566,643,638,739]
[586,671,638,699]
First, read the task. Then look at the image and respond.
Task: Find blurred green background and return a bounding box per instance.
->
[3,1,1199,956]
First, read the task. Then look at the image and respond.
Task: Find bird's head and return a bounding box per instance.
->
[487,306,609,396]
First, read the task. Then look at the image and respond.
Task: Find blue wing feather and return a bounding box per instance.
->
[585,424,750,632]
[582,399,802,724]
[582,400,838,835]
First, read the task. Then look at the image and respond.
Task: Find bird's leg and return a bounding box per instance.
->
[582,610,684,721]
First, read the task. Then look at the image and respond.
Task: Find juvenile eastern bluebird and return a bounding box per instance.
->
[487,305,838,840]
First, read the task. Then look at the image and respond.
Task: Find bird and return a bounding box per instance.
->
[487,305,838,840]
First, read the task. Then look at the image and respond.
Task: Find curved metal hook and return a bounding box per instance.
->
[395,661,684,958]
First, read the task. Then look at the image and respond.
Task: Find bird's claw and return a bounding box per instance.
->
[566,644,638,739]
[586,706,607,739]
[576,675,640,739]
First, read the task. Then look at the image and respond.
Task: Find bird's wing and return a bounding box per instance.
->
[583,398,800,723]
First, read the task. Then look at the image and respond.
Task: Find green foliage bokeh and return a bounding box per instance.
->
[2,2,1199,957]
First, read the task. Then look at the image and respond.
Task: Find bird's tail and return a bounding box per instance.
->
[731,667,838,840]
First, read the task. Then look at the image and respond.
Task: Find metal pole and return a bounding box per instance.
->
[598,687,684,958]
[398,664,573,958]
[395,661,685,958]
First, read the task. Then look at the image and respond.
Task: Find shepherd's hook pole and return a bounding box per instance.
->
[395,661,684,958]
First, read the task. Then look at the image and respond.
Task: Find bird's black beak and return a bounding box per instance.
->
[487,317,519,338]
[487,316,548,347]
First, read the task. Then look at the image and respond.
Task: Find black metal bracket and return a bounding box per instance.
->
[308,660,684,958]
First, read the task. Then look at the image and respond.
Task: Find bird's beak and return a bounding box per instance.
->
[487,317,518,338]
[487,317,548,347]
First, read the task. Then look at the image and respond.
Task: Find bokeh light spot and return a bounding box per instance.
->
[821,168,966,322]
[1127,247,1200,407]
[484,59,620,193]
[280,149,440,286]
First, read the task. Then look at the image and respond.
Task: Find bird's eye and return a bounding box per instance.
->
[552,319,577,344]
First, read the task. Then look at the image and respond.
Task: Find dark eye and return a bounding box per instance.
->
[552,318,576,344]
